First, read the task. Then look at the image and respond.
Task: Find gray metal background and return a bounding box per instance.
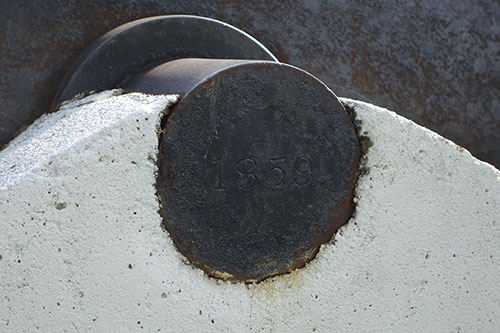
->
[1,0,499,167]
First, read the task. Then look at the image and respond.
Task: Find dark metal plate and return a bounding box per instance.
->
[157,62,359,282]
[2,1,499,165]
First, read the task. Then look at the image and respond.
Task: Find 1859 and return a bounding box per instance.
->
[211,155,312,190]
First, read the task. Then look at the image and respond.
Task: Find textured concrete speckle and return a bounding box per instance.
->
[0,92,499,332]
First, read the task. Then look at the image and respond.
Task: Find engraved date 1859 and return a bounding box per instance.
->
[211,155,312,190]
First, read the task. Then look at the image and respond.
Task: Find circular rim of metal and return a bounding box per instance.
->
[50,15,278,111]
[158,60,360,283]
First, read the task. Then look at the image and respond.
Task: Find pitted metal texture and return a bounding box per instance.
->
[156,61,359,282]
[1,1,499,167]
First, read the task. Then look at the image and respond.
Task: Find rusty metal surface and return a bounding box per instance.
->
[1,0,500,167]
[155,60,359,282]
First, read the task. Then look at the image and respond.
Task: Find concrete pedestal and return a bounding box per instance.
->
[1,92,498,332]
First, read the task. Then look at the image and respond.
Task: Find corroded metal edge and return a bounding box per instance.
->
[156,62,360,283]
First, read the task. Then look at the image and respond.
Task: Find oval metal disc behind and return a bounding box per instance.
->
[158,61,360,283]
[51,15,277,111]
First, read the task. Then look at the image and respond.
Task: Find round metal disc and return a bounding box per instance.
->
[51,15,278,111]
[158,61,359,283]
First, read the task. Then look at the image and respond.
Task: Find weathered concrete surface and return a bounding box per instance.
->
[0,93,499,332]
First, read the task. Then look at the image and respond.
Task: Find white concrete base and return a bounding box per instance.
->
[0,92,499,332]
